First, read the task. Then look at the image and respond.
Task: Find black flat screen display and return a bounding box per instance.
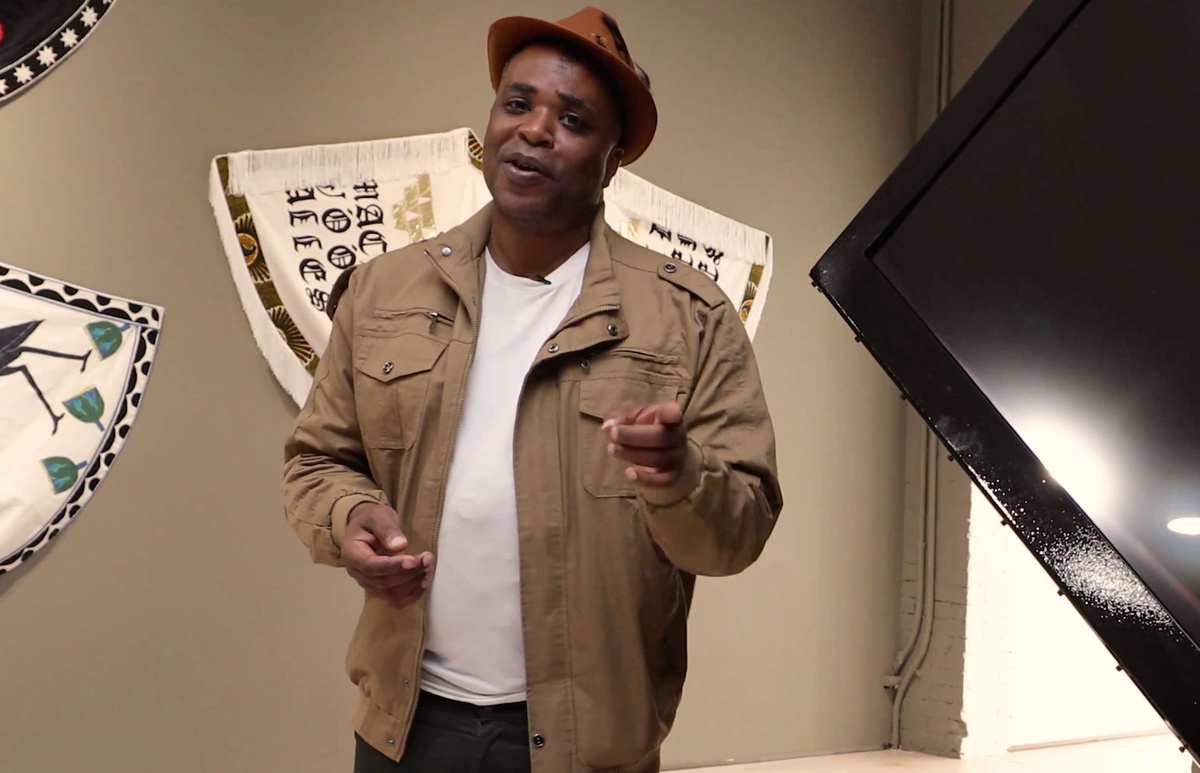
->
[813,0,1200,756]
[873,0,1200,647]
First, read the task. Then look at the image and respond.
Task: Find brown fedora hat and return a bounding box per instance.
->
[487,7,658,165]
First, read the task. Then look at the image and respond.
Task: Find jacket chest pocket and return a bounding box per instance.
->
[353,333,447,450]
[578,376,680,498]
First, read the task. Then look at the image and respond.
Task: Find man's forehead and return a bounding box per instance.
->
[503,43,597,84]
[500,43,619,109]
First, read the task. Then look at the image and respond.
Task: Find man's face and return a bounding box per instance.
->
[483,43,624,234]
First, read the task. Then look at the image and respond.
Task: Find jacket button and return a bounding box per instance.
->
[664,262,677,273]
[548,343,560,353]
[531,734,545,748]
[607,324,619,336]
[441,246,452,257]
[383,361,394,374]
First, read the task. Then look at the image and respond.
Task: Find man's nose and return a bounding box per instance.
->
[517,109,554,146]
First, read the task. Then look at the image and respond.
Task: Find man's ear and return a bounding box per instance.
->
[603,145,625,187]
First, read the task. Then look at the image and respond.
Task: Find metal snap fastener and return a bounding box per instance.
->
[403,679,411,686]
[607,324,619,336]
[664,262,677,273]
[581,358,590,371]
[441,246,452,257]
[383,361,394,374]
[548,343,560,354]
[531,734,545,748]
[387,738,396,746]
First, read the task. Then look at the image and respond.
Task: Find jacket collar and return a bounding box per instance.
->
[427,202,626,330]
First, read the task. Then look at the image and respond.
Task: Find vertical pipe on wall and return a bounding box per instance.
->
[890,420,930,676]
[889,429,941,749]
[937,0,954,113]
[886,2,953,749]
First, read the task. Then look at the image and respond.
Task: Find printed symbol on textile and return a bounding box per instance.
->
[392,174,438,243]
[237,211,314,367]
[236,214,270,282]
[284,181,389,305]
[740,264,764,323]
[466,131,484,171]
[0,318,131,494]
[270,307,313,363]
[1,320,97,435]
[647,221,721,283]
[219,158,319,376]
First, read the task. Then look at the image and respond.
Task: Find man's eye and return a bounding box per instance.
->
[562,114,584,129]
[505,99,529,111]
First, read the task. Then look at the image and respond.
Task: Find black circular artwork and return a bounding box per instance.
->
[0,0,118,106]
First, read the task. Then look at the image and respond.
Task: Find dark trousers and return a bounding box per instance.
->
[354,691,532,773]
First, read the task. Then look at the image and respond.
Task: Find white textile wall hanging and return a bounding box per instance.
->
[209,127,773,407]
[0,1,119,106]
[0,261,163,574]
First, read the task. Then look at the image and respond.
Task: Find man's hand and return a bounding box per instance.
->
[602,401,689,487]
[342,502,434,610]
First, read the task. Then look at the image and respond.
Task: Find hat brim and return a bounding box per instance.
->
[487,15,658,165]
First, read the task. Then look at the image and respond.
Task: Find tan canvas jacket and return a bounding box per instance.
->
[282,203,783,772]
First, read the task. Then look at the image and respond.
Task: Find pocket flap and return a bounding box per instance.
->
[354,334,446,383]
[578,377,678,420]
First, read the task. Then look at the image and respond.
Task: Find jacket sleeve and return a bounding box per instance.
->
[282,273,387,567]
[638,301,784,576]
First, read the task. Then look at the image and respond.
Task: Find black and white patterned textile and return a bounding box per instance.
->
[0,0,117,106]
[0,260,163,574]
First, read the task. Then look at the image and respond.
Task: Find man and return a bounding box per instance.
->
[283,7,783,772]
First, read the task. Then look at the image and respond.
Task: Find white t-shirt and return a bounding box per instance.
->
[420,242,590,705]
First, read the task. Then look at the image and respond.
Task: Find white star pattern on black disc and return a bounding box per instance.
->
[0,1,118,105]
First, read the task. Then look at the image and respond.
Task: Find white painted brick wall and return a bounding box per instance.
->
[960,486,1020,757]
[895,416,1019,758]
[896,412,971,757]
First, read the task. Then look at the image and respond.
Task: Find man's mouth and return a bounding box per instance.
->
[505,153,551,177]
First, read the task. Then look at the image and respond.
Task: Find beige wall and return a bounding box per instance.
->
[0,2,918,771]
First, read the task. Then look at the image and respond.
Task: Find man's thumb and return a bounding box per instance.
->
[375,518,407,552]
[653,401,684,426]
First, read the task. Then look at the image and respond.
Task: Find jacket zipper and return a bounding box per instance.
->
[399,251,478,749]
[372,308,456,330]
[504,305,618,740]
[398,260,616,749]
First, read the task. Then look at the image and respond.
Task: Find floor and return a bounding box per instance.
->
[679,733,1195,772]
